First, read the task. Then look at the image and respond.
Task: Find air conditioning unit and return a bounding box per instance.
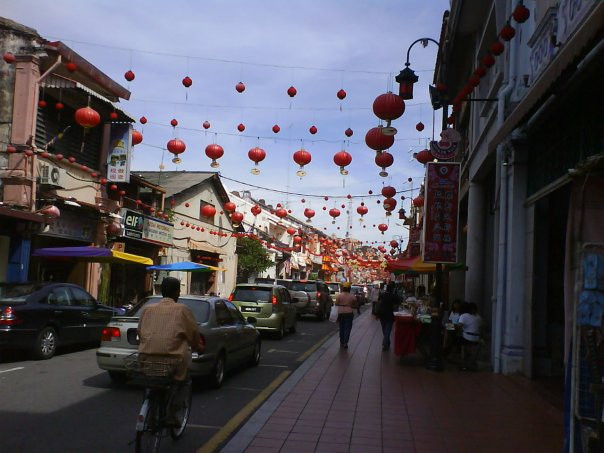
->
[39,163,66,188]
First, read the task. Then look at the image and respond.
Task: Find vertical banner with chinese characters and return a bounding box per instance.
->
[107,123,132,183]
[423,162,460,263]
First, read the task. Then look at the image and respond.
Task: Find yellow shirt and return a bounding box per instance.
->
[137,297,199,381]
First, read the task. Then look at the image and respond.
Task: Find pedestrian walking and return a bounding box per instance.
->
[335,282,356,349]
[374,281,399,351]
[456,302,482,371]
[368,284,380,315]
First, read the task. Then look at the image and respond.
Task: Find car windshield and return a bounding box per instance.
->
[0,283,44,303]
[351,286,362,293]
[129,296,210,323]
[327,283,339,293]
[290,282,316,292]
[233,287,272,302]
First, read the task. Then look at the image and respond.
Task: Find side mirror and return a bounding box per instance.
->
[247,317,257,325]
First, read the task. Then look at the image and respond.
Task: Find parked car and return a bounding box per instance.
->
[351,285,367,307]
[229,284,296,338]
[288,280,332,320]
[0,282,116,359]
[96,295,260,387]
[253,278,310,315]
[326,282,340,304]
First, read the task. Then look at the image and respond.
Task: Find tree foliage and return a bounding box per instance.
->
[236,237,273,275]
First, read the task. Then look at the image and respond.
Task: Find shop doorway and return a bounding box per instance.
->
[531,185,569,403]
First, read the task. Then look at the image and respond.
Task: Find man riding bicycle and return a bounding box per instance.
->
[137,277,204,423]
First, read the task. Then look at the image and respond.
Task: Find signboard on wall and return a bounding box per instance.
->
[422,162,460,264]
[41,210,95,242]
[121,209,173,247]
[107,123,132,183]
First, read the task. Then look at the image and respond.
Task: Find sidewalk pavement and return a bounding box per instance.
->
[222,309,563,453]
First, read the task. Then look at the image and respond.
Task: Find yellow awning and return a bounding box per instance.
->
[111,250,153,265]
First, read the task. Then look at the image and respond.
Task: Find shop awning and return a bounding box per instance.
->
[146,261,226,272]
[386,256,466,275]
[32,246,153,265]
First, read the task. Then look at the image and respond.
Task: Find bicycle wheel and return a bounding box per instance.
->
[136,396,163,453]
[170,380,192,439]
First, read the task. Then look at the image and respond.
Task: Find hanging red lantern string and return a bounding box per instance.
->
[293,149,312,177]
[74,106,101,128]
[3,52,15,64]
[170,118,178,127]
[287,86,297,97]
[286,227,296,235]
[275,207,288,219]
[251,205,262,216]
[383,198,397,216]
[372,92,405,135]
[303,208,315,223]
[375,151,394,177]
[412,195,425,207]
[416,122,425,131]
[202,120,211,130]
[237,123,245,132]
[167,138,186,164]
[512,3,530,23]
[309,125,318,135]
[201,204,216,218]
[365,126,394,153]
[205,143,224,168]
[224,202,236,213]
[490,41,505,56]
[236,82,246,93]
[328,208,341,224]
[345,128,353,137]
[415,148,433,165]
[248,146,266,175]
[182,76,193,87]
[131,129,143,146]
[356,204,368,221]
[337,89,346,100]
[499,23,516,41]
[482,53,496,68]
[139,116,147,124]
[231,211,244,226]
[378,223,388,234]
[124,70,135,82]
[381,186,396,198]
[272,124,280,134]
[333,150,352,175]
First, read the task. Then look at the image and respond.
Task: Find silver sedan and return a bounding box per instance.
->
[96,295,260,388]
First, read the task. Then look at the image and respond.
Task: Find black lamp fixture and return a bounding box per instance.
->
[396,37,439,100]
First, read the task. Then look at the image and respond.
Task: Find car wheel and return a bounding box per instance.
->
[210,352,225,388]
[276,321,285,340]
[33,326,57,360]
[108,371,127,384]
[250,339,261,366]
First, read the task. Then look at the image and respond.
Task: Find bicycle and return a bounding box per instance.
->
[125,354,192,453]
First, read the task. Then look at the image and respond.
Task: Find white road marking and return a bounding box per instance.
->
[266,348,298,354]
[258,364,289,368]
[0,367,25,374]
[224,386,261,392]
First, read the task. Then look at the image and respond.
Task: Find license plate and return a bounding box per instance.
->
[241,307,259,312]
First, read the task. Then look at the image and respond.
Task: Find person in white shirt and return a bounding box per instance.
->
[368,284,380,315]
[456,302,482,371]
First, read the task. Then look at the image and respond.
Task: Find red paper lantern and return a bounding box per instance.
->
[293,235,303,244]
[202,120,211,129]
[293,149,312,177]
[490,41,505,56]
[135,199,142,206]
[124,70,135,81]
[482,54,496,67]
[333,150,352,175]
[167,139,186,155]
[6,145,16,153]
[309,125,317,135]
[390,240,398,248]
[170,118,178,127]
[345,128,353,137]
[65,62,77,72]
[248,147,266,174]
[201,204,217,218]
[287,86,297,97]
[378,224,388,234]
[499,24,516,41]
[416,122,424,131]
[38,100,47,108]
[383,197,397,215]
[328,208,341,223]
[139,116,147,124]
[74,107,101,128]
[205,143,224,168]
[365,127,394,151]
[303,208,315,222]
[182,76,192,87]
[356,205,368,217]
[231,211,244,225]
[224,202,236,213]
[235,82,246,93]
[68,156,76,163]
[185,202,190,207]
[99,177,106,184]
[106,223,120,236]
[381,186,396,198]
[109,112,119,121]
[375,152,394,177]
[55,102,64,110]
[3,52,15,64]
[474,66,487,78]
[415,149,433,164]
[275,208,288,218]
[119,190,126,197]
[372,92,405,121]
[237,123,245,132]
[251,205,262,216]
[272,124,280,133]
[337,89,347,100]
[469,75,481,87]
[131,129,143,146]
[412,195,424,207]
[110,184,118,191]
[512,4,530,23]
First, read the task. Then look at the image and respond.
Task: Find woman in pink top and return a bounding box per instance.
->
[335,282,356,348]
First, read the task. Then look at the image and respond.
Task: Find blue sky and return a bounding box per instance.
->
[5,0,449,247]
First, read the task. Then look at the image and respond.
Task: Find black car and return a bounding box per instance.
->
[0,282,116,359]
[287,280,332,320]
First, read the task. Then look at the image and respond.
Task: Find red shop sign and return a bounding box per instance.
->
[422,162,460,263]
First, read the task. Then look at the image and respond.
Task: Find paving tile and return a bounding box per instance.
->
[244,447,280,453]
[248,437,285,449]
[280,440,317,452]
[315,442,350,453]
[255,429,291,440]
